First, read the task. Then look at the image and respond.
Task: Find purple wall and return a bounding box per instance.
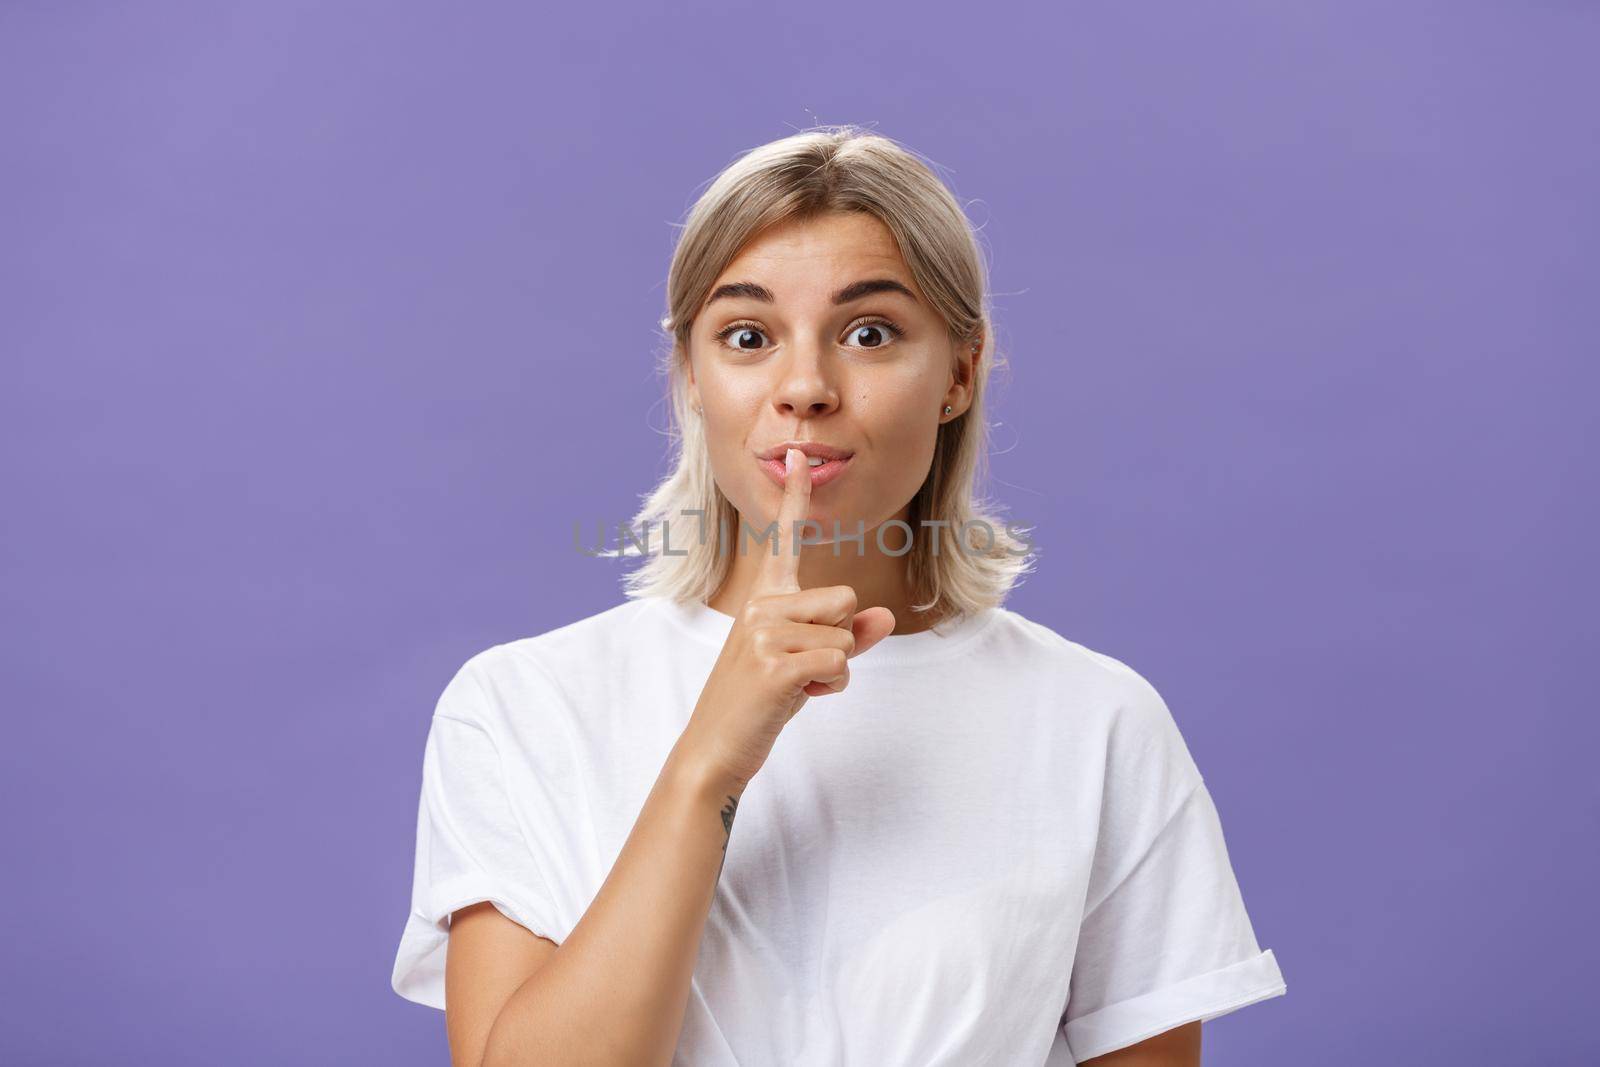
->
[3,3,1594,1063]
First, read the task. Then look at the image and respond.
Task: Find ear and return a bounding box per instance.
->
[942,335,981,417]
[682,341,702,412]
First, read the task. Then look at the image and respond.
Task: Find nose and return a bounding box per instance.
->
[770,339,840,419]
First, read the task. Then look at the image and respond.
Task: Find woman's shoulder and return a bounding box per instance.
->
[497,596,659,660]
[985,605,1166,698]
[992,607,1202,797]
[437,598,664,715]
[985,606,1194,748]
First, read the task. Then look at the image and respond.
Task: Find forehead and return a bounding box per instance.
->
[711,211,915,297]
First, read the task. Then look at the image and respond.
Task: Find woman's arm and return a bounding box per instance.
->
[444,453,885,1067]
[444,744,741,1067]
[443,901,559,1061]
[1079,1021,1201,1066]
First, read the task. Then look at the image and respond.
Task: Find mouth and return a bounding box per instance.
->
[755,451,854,489]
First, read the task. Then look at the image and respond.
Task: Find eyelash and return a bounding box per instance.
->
[712,316,907,352]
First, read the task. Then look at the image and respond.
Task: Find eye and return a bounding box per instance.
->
[713,322,770,352]
[710,316,908,353]
[843,317,906,350]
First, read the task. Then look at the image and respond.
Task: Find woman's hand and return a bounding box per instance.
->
[679,448,896,792]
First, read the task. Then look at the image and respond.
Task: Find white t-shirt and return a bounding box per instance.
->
[391,595,1286,1065]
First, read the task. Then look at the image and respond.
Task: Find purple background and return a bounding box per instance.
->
[3,3,1594,1064]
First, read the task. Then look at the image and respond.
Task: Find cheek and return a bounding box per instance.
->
[858,375,942,449]
[697,364,766,415]
[696,380,766,473]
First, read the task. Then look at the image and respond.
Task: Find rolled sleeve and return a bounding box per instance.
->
[391,665,563,1010]
[1063,780,1286,1061]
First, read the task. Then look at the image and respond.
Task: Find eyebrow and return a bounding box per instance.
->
[704,277,918,309]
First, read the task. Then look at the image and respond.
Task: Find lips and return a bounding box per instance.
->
[755,442,855,463]
[755,452,853,489]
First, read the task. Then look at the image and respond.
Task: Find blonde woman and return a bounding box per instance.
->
[391,126,1286,1066]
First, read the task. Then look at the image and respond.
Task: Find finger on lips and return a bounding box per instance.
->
[762,447,810,593]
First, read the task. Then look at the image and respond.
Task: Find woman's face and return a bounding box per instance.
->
[686,210,973,542]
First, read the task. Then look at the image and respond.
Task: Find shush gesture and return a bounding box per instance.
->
[680,448,897,793]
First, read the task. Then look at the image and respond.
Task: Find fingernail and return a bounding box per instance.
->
[786,448,798,475]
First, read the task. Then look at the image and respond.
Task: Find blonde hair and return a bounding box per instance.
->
[614,124,1035,624]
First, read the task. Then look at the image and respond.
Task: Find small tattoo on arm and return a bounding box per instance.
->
[715,794,739,880]
[719,795,738,851]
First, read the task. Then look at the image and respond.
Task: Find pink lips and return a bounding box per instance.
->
[757,453,853,489]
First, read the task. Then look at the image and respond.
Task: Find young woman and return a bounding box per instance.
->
[391,127,1286,1066]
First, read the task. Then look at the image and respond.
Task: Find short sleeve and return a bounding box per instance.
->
[390,661,563,1010]
[1061,672,1286,1061]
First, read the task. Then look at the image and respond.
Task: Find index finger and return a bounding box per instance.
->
[757,447,812,594]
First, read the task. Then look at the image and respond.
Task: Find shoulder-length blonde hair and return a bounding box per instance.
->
[616,124,1035,624]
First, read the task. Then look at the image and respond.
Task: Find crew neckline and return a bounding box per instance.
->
[650,595,1002,667]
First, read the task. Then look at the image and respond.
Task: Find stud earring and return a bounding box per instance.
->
[944,404,954,415]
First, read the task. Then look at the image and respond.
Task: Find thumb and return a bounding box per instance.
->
[848,606,898,657]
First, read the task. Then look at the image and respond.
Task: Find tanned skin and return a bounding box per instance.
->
[440,211,1202,1066]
